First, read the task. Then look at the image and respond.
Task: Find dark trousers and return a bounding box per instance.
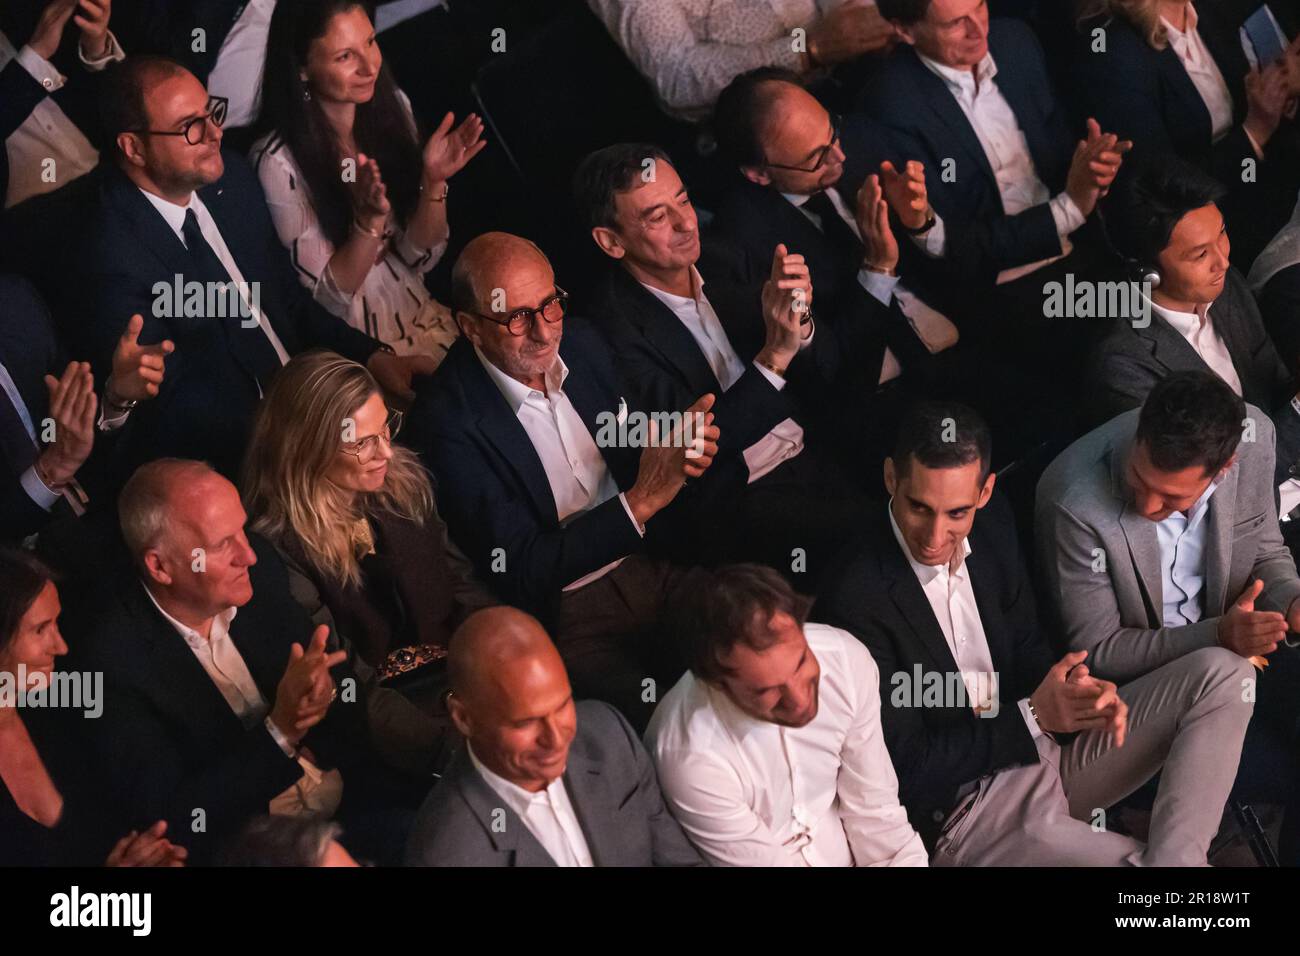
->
[555,555,703,733]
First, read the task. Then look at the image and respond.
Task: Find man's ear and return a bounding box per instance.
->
[740,164,772,187]
[591,226,625,260]
[892,22,918,46]
[454,311,482,348]
[1217,453,1239,479]
[883,457,898,497]
[142,549,172,587]
[977,470,997,508]
[446,692,472,739]
[117,132,147,169]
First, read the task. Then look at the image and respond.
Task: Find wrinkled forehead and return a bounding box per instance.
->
[145,72,211,130]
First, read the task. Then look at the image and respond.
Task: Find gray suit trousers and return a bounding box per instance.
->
[932,647,1254,866]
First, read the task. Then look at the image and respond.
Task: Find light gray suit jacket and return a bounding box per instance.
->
[404,700,705,867]
[1035,404,1300,683]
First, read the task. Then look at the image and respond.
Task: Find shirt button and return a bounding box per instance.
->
[43,79,54,89]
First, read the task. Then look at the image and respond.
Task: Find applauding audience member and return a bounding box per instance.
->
[252,1,485,363]
[405,606,703,867]
[646,564,928,867]
[577,143,874,580]
[78,55,430,481]
[817,402,1252,865]
[405,232,717,730]
[0,548,187,867]
[74,459,414,863]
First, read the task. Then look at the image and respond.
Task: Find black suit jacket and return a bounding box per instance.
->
[814,493,1054,849]
[0,56,48,206]
[403,320,645,617]
[69,533,373,862]
[857,18,1076,283]
[1087,268,1300,484]
[76,151,381,479]
[405,700,705,866]
[588,262,797,492]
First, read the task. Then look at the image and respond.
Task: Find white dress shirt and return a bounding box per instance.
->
[782,188,961,359]
[0,31,124,207]
[474,347,643,590]
[206,0,277,129]
[1156,478,1220,627]
[141,585,343,817]
[1148,296,1244,396]
[645,622,928,867]
[887,503,1042,737]
[1163,7,1236,144]
[917,51,1085,284]
[251,92,456,360]
[467,744,594,867]
[640,267,804,482]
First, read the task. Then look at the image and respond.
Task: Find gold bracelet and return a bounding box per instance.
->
[420,182,450,203]
[352,218,387,241]
[756,357,787,379]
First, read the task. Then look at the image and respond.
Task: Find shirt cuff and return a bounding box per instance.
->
[753,360,788,391]
[1243,124,1265,161]
[1017,697,1046,740]
[97,400,131,432]
[910,213,946,257]
[79,30,125,70]
[857,267,901,306]
[617,492,647,536]
[16,44,65,92]
[19,464,61,511]
[797,315,815,350]
[1049,193,1086,239]
[264,716,299,758]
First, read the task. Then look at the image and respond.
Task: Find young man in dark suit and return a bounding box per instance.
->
[574,143,878,581]
[816,400,1252,864]
[404,231,718,731]
[75,55,430,481]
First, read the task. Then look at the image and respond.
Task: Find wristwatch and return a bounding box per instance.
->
[900,210,937,235]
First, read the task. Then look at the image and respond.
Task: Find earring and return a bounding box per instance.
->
[303,88,312,102]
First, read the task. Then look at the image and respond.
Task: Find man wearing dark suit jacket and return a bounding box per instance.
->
[404,232,717,730]
[1089,158,1300,499]
[575,143,875,581]
[77,56,430,482]
[817,401,1252,864]
[405,606,704,866]
[71,459,414,864]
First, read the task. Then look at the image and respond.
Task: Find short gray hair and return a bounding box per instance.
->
[118,458,216,557]
[216,815,344,867]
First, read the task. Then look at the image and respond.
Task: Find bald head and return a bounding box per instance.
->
[120,458,223,556]
[447,607,577,791]
[450,232,551,316]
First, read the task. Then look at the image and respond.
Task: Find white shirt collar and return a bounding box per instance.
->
[138,187,200,239]
[887,498,973,585]
[917,49,998,94]
[473,344,568,414]
[140,581,238,650]
[782,191,812,208]
[1148,296,1213,338]
[1161,3,1199,42]
[466,742,565,804]
[639,264,707,312]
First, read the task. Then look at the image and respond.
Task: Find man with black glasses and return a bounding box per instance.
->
[77,55,432,481]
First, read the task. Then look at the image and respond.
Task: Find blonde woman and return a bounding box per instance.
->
[1073,0,1299,264]
[241,349,494,672]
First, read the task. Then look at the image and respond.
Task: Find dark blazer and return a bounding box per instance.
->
[814,492,1054,849]
[1087,268,1300,484]
[405,699,705,866]
[0,56,47,205]
[69,533,374,862]
[857,18,1076,283]
[0,275,63,539]
[404,320,645,617]
[588,261,798,491]
[710,177,940,372]
[116,0,247,83]
[274,503,497,668]
[76,151,381,479]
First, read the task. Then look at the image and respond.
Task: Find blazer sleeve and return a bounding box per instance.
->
[415,411,645,610]
[0,477,53,541]
[0,55,46,141]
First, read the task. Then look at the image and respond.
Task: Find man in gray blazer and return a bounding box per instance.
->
[1037,372,1300,862]
[404,607,704,867]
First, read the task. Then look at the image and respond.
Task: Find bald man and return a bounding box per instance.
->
[405,607,703,866]
[69,458,419,864]
[404,232,716,731]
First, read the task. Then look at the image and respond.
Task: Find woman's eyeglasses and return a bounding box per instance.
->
[340,410,403,464]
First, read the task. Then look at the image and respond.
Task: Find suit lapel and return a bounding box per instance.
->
[901,49,996,190]
[452,755,556,866]
[615,269,724,397]
[964,529,1014,677]
[562,750,614,867]
[1109,438,1164,624]
[882,539,962,675]
[107,171,198,313]
[1203,465,1238,617]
